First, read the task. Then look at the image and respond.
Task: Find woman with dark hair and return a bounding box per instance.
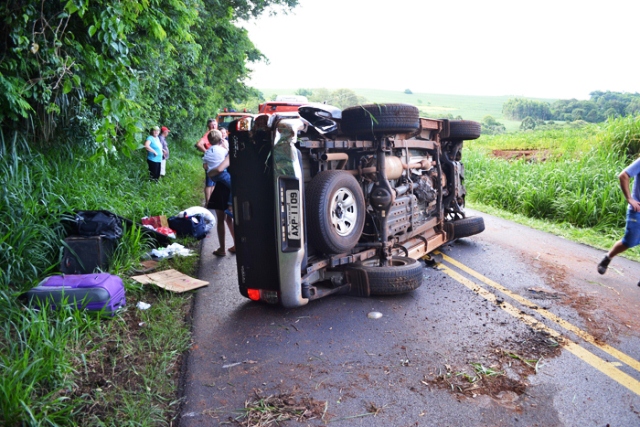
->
[144,126,163,180]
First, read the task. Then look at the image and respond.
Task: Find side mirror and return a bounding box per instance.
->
[298,105,341,134]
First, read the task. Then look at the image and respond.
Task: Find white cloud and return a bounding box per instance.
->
[243,0,640,100]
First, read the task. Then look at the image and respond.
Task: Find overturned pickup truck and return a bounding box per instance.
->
[228,103,484,307]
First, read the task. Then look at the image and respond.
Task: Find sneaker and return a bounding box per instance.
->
[597,255,611,275]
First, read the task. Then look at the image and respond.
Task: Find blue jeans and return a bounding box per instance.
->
[622,208,640,248]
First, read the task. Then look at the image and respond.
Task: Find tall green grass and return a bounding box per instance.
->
[465,117,640,238]
[0,131,204,425]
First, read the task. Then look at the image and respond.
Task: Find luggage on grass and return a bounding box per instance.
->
[24,273,126,316]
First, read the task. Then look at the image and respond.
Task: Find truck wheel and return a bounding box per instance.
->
[306,171,366,254]
[357,256,423,295]
[444,120,481,141]
[341,104,420,138]
[451,216,485,239]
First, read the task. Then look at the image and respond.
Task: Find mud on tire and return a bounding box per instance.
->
[357,256,423,296]
[306,171,366,254]
[341,104,420,138]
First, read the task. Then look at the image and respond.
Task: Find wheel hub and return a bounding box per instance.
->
[330,188,358,236]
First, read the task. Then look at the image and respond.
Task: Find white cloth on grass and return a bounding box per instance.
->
[179,206,216,232]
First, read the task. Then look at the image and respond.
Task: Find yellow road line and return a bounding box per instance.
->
[439,264,640,396]
[438,252,640,374]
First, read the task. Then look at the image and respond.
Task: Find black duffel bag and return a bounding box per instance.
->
[168,214,207,240]
[74,210,123,241]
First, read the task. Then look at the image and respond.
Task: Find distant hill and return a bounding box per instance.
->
[257,88,558,132]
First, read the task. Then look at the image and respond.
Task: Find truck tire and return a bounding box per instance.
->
[444,120,481,141]
[357,256,423,295]
[341,104,420,138]
[451,216,485,239]
[306,171,366,254]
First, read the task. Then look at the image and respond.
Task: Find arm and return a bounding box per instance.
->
[195,132,210,153]
[206,156,230,178]
[144,139,157,156]
[619,171,640,212]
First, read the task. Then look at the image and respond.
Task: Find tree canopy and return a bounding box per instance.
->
[0,0,298,154]
[503,91,640,123]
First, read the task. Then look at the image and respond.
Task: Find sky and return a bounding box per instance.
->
[243,0,640,100]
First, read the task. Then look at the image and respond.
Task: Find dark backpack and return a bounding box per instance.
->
[74,210,123,241]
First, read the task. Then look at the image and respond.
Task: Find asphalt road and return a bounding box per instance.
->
[179,210,640,427]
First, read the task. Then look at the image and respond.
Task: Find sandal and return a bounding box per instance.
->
[228,246,236,254]
[213,248,226,257]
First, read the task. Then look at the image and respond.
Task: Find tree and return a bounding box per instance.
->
[482,115,506,135]
[520,116,536,131]
[296,88,313,97]
[328,89,364,109]
[0,0,299,154]
[309,88,331,104]
[503,98,551,120]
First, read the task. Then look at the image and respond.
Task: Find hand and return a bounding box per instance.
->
[630,199,640,212]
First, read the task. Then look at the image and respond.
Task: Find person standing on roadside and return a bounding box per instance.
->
[207,155,235,256]
[195,119,218,206]
[159,126,170,177]
[144,126,163,181]
[597,156,640,287]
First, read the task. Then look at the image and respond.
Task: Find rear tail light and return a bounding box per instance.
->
[246,289,279,304]
[247,288,260,301]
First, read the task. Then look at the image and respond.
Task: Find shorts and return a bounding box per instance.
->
[207,180,231,211]
[622,208,640,248]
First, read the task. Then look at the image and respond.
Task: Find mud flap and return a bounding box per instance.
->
[345,267,370,297]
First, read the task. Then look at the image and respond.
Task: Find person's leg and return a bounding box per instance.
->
[148,160,161,181]
[225,211,236,253]
[147,159,154,180]
[204,173,215,207]
[215,171,233,216]
[599,209,639,274]
[205,185,214,207]
[160,159,166,176]
[608,240,628,259]
[213,209,226,256]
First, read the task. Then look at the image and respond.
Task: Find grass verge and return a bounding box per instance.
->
[0,132,205,426]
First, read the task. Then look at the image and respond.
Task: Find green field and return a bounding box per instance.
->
[258,87,558,132]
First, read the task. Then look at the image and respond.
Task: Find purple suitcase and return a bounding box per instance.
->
[25,273,126,316]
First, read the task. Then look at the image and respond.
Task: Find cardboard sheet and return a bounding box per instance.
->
[131,268,209,293]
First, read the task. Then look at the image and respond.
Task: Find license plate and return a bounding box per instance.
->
[286,189,301,240]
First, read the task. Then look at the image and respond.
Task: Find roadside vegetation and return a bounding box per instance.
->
[0,134,205,426]
[1,2,300,423]
[464,115,640,261]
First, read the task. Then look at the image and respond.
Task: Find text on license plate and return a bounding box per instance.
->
[286,189,301,240]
